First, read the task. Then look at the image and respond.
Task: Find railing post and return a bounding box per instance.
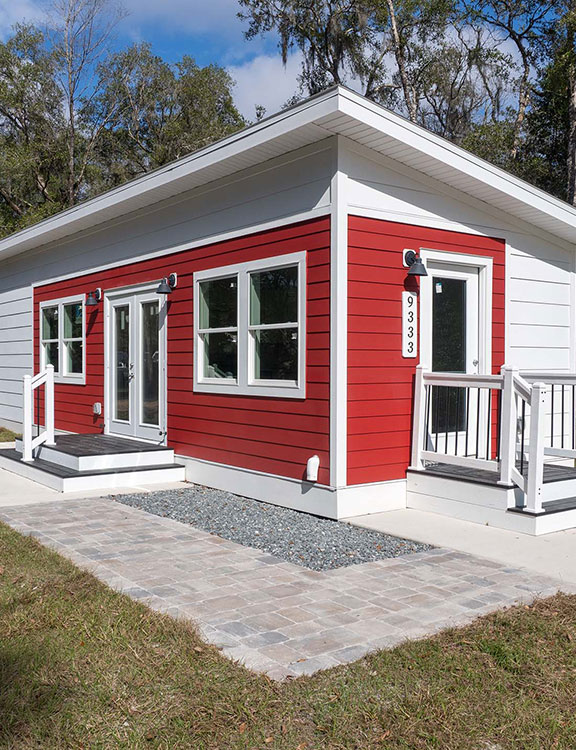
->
[498,365,518,486]
[22,374,33,462]
[45,364,55,446]
[410,364,426,471]
[526,381,547,513]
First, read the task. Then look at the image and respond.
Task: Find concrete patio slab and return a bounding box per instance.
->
[347,508,576,586]
[0,496,571,680]
[0,465,188,507]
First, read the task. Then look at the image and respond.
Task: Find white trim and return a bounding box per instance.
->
[419,249,493,377]
[39,294,86,385]
[193,252,306,399]
[330,152,348,488]
[5,85,576,266]
[103,282,168,442]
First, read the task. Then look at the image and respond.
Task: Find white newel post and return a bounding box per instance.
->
[45,364,55,446]
[22,374,33,462]
[498,365,518,487]
[410,364,426,470]
[526,381,547,514]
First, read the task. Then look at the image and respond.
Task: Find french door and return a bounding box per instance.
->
[105,287,167,443]
[420,261,482,454]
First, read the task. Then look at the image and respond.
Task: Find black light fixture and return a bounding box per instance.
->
[404,250,428,277]
[86,288,102,306]
[156,273,177,295]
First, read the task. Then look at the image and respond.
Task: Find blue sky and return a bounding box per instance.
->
[0,0,303,119]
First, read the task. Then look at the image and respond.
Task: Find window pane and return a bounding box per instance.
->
[44,342,59,372]
[42,307,58,340]
[65,341,83,374]
[202,332,237,379]
[199,277,237,329]
[63,302,83,339]
[250,266,298,325]
[432,277,466,372]
[254,329,298,381]
[141,301,159,425]
[115,305,130,421]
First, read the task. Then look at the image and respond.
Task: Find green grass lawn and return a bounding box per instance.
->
[0,426,19,442]
[2,522,576,749]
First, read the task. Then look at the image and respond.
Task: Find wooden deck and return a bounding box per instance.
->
[422,461,576,487]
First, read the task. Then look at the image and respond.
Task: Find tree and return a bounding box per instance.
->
[0,25,67,235]
[89,44,245,189]
[462,0,554,157]
[48,0,127,206]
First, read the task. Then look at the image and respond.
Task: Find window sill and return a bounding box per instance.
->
[194,380,306,399]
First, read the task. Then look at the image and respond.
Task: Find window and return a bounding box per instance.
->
[194,252,305,398]
[40,296,85,381]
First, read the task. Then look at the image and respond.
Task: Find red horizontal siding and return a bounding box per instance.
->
[34,217,331,485]
[347,216,506,485]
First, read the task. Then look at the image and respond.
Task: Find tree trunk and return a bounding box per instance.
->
[384,0,417,122]
[567,64,576,204]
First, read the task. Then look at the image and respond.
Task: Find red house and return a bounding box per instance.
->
[1,86,576,535]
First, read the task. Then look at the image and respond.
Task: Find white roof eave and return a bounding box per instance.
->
[1,84,576,262]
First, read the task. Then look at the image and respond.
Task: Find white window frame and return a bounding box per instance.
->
[39,294,86,384]
[194,251,306,398]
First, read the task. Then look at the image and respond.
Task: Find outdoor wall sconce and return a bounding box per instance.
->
[156,273,178,295]
[85,288,102,306]
[404,250,428,277]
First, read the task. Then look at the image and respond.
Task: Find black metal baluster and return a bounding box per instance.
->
[464,387,471,457]
[445,388,450,455]
[573,385,575,450]
[434,386,439,452]
[486,389,492,460]
[424,385,430,450]
[520,400,526,476]
[475,388,481,458]
[496,388,502,461]
[551,385,555,447]
[562,385,565,449]
[455,387,461,456]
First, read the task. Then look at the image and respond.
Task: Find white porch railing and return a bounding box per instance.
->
[22,365,55,462]
[411,364,554,514]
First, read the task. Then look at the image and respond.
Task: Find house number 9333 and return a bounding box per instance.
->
[402,291,417,358]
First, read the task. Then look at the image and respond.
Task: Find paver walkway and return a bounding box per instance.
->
[1,497,570,680]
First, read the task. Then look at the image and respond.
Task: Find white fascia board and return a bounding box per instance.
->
[0,89,341,262]
[336,88,576,244]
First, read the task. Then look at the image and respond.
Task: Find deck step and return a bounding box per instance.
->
[0,448,185,492]
[14,434,174,472]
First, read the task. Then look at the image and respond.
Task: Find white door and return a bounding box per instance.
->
[106,288,167,443]
[420,261,482,454]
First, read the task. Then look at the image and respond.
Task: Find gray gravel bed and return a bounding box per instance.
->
[112,485,432,571]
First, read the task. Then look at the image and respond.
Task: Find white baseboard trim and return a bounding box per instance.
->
[177,454,407,519]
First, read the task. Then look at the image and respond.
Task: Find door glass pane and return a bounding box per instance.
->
[202,332,237,379]
[63,303,83,338]
[250,266,298,325]
[141,301,159,426]
[254,329,298,380]
[432,277,466,433]
[114,305,130,421]
[199,277,237,329]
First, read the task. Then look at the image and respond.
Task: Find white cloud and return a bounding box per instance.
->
[0,0,45,38]
[228,52,302,120]
[122,0,242,37]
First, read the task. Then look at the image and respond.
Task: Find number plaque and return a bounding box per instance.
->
[402,291,417,358]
